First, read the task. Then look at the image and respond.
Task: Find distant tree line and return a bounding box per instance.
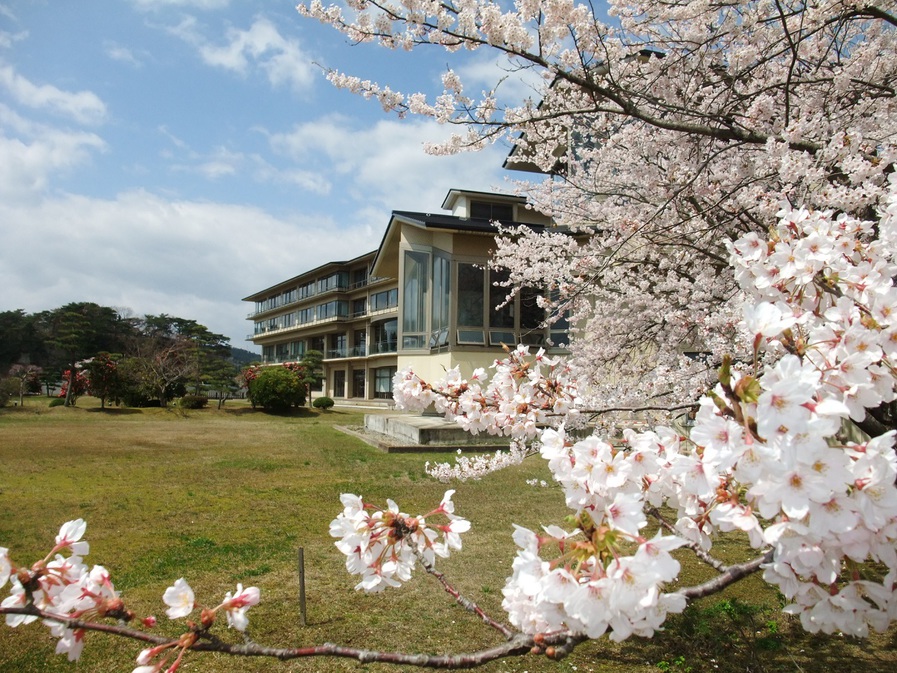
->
[0,303,259,408]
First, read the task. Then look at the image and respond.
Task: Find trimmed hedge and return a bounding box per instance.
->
[312,396,335,410]
[249,367,306,411]
[179,395,208,409]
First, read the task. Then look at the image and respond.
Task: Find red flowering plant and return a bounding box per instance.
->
[58,369,88,402]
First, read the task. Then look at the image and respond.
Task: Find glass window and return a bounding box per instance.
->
[352,370,366,398]
[372,319,397,354]
[371,288,398,311]
[289,340,305,359]
[298,281,316,299]
[402,250,429,348]
[431,255,450,348]
[317,272,348,294]
[352,297,367,316]
[353,330,367,357]
[520,286,543,331]
[374,367,397,399]
[471,201,514,221]
[333,370,346,398]
[457,263,484,327]
[457,329,485,344]
[489,331,516,346]
[329,333,347,359]
[316,300,348,320]
[490,268,514,329]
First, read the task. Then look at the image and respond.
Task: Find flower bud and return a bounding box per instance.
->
[200,608,216,629]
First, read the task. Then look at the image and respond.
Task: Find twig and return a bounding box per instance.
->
[414,547,517,639]
[0,604,539,669]
[676,550,773,601]
[647,508,730,572]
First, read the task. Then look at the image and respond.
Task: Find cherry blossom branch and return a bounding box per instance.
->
[0,605,541,668]
[413,547,516,639]
[647,508,730,573]
[676,551,774,602]
[584,402,699,419]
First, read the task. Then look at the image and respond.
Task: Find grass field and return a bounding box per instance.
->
[0,396,895,673]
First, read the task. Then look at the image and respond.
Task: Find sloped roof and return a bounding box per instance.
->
[370,210,552,278]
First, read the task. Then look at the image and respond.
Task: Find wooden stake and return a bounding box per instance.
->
[298,547,307,626]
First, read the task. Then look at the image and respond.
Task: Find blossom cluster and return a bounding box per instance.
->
[390,177,897,640]
[330,491,470,592]
[393,345,580,440]
[0,520,260,670]
[0,519,123,662]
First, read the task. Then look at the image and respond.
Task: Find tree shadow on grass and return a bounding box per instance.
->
[222,406,315,417]
[85,407,142,415]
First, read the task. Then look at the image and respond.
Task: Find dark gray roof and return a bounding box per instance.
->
[390,210,550,233]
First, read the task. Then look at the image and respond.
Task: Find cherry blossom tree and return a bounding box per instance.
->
[299,0,897,404]
[2,0,897,669]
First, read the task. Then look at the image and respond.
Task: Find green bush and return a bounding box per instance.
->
[312,396,335,410]
[249,367,306,412]
[0,378,16,407]
[47,398,65,408]
[179,394,208,409]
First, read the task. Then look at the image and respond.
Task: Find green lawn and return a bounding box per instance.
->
[0,396,894,672]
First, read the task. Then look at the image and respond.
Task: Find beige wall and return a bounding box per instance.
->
[398,350,504,384]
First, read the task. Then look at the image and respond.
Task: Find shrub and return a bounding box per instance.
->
[249,367,306,412]
[312,396,335,410]
[179,395,208,409]
[47,398,65,408]
[0,378,17,407]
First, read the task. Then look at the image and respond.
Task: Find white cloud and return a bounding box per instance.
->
[104,43,144,67]
[130,0,231,11]
[455,53,545,108]
[0,190,380,347]
[170,16,316,94]
[0,64,107,125]
[0,104,106,201]
[169,145,244,179]
[268,114,510,213]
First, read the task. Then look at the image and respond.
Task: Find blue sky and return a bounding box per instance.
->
[0,0,539,350]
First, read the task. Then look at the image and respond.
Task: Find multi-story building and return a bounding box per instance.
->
[243,188,567,403]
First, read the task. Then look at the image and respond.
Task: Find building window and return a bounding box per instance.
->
[402,250,429,349]
[333,370,346,398]
[372,319,397,354]
[310,336,325,353]
[457,262,484,328]
[289,340,306,359]
[298,281,316,299]
[329,333,347,359]
[471,201,514,222]
[298,307,314,324]
[431,255,450,348]
[352,297,367,317]
[374,366,397,399]
[352,267,368,288]
[318,272,348,294]
[371,288,398,311]
[353,329,367,357]
[316,300,348,321]
[352,370,366,398]
[490,268,514,329]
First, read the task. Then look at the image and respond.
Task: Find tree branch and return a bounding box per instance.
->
[676,551,774,601]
